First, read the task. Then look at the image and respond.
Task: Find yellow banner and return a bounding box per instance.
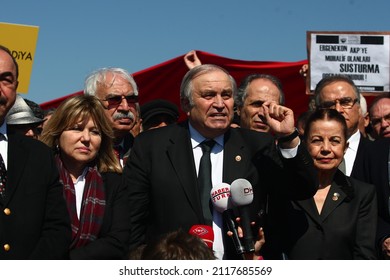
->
[0,22,39,94]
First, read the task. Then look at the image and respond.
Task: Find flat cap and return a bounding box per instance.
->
[6,95,44,125]
[141,99,179,124]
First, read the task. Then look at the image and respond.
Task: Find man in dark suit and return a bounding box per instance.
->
[0,45,71,259]
[123,64,318,260]
[314,75,371,177]
[354,138,390,258]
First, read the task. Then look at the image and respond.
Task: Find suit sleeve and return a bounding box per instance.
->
[277,143,319,200]
[122,137,151,252]
[354,182,377,259]
[28,146,71,259]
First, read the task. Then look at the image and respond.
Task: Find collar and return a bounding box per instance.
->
[347,130,361,152]
[188,122,224,149]
[0,122,8,141]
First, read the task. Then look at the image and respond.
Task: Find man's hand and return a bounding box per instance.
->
[184,50,202,69]
[262,101,299,148]
[382,237,390,259]
[227,217,265,260]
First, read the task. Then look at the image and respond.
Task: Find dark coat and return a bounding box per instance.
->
[0,133,71,259]
[277,171,377,260]
[69,172,131,259]
[354,138,390,257]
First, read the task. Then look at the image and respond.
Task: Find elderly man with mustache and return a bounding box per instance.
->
[84,68,139,167]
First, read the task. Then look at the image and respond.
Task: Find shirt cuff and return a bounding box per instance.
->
[279,139,300,158]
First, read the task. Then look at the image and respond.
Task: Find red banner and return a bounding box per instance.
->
[40,50,313,121]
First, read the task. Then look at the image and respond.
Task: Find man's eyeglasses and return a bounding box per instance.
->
[370,113,390,127]
[319,97,358,110]
[102,95,138,106]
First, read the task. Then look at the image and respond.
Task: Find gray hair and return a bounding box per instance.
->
[314,75,360,106]
[236,73,285,108]
[180,64,237,112]
[84,67,138,97]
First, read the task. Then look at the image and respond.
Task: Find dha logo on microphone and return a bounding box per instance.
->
[244,187,253,195]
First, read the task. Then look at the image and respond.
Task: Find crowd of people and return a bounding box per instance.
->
[1,46,389,260]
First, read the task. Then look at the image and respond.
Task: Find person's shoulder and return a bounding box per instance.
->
[101,171,122,181]
[348,176,376,196]
[101,171,123,190]
[137,122,187,141]
[9,133,52,152]
[364,137,389,154]
[230,127,275,145]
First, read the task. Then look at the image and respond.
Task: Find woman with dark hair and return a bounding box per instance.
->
[40,95,130,259]
[277,108,377,259]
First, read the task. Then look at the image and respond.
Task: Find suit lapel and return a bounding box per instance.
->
[294,171,350,223]
[318,170,352,222]
[166,124,204,221]
[294,198,320,223]
[222,130,248,184]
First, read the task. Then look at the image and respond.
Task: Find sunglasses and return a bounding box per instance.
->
[102,95,138,106]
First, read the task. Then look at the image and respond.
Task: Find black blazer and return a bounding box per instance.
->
[69,172,131,259]
[124,122,318,259]
[277,171,377,259]
[0,133,71,259]
[354,138,390,256]
[350,134,371,178]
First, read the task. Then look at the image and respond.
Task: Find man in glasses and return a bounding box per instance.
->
[354,92,390,259]
[368,93,390,139]
[84,67,139,166]
[314,75,371,178]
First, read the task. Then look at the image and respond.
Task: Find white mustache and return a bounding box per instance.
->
[113,111,135,121]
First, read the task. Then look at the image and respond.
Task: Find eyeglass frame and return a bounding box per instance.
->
[318,97,359,110]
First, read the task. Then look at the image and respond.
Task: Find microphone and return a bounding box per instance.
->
[230,178,255,253]
[210,183,245,256]
[189,225,214,249]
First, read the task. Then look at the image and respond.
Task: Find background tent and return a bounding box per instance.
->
[40,50,369,122]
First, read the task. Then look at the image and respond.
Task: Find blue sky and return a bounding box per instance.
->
[2,0,390,104]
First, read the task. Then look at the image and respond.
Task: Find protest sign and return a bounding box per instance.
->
[307,31,390,94]
[0,22,39,93]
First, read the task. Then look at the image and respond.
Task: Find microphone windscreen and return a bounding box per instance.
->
[210,183,231,213]
[189,225,214,249]
[230,178,253,206]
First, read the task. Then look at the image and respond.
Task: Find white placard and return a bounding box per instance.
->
[308,31,390,93]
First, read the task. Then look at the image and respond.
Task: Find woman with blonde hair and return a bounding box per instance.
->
[40,94,130,259]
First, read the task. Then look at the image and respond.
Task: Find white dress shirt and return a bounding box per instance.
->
[344,130,360,176]
[0,122,8,169]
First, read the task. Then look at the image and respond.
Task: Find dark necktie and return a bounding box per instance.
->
[198,139,215,225]
[0,152,7,199]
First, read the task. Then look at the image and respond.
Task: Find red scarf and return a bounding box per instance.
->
[55,155,106,249]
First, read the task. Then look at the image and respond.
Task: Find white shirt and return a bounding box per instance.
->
[0,122,8,169]
[345,130,360,176]
[189,124,225,259]
[73,168,88,219]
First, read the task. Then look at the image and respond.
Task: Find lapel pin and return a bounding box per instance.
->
[332,192,340,201]
[235,155,241,162]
